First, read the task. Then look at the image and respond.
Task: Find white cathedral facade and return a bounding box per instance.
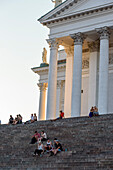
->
[32,0,113,120]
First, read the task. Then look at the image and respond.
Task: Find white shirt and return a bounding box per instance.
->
[43,133,47,139]
[38,144,43,150]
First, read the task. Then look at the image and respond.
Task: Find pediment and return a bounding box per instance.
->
[39,0,113,24]
[57,0,113,18]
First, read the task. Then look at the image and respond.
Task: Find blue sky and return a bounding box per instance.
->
[0,0,54,123]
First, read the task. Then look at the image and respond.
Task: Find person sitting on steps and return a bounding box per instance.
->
[93,106,99,116]
[51,110,65,121]
[89,106,99,118]
[33,141,44,156]
[49,139,63,156]
[31,113,37,123]
[44,139,53,153]
[30,131,40,144]
[89,107,94,118]
[40,131,47,142]
[8,115,14,124]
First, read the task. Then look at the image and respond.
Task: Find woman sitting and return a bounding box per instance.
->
[41,131,47,141]
[89,107,94,118]
[33,141,44,156]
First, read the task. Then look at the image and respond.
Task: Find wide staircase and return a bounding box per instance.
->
[0,114,113,170]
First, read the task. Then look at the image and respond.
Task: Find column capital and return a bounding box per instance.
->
[96,26,110,40]
[70,32,86,45]
[46,38,59,49]
[38,83,48,91]
[87,40,99,52]
[64,46,74,57]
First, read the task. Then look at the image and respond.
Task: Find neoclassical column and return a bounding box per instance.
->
[87,40,99,111]
[64,46,74,118]
[96,26,110,114]
[70,33,85,117]
[38,83,48,120]
[46,38,59,119]
[56,80,64,117]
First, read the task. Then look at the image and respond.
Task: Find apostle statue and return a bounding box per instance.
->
[42,48,47,63]
[51,0,62,8]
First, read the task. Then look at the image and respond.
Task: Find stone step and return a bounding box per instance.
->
[1,114,113,169]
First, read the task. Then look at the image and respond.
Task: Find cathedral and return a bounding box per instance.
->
[32,0,113,120]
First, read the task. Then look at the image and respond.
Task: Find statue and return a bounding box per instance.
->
[42,48,47,63]
[51,0,62,8]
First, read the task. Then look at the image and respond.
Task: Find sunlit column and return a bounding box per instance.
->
[46,38,59,119]
[38,83,48,120]
[64,46,74,118]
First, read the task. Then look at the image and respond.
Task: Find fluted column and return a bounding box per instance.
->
[38,83,48,120]
[87,41,99,111]
[56,80,64,117]
[70,33,85,117]
[96,27,110,114]
[46,38,59,119]
[64,46,74,118]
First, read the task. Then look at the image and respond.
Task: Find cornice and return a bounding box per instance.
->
[32,63,66,75]
[42,4,113,26]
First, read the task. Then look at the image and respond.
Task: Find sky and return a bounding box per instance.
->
[0,0,55,124]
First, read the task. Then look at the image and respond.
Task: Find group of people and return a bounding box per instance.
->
[89,106,99,118]
[30,130,47,144]
[8,113,37,125]
[8,110,64,125]
[9,114,22,125]
[30,131,63,157]
[25,113,37,124]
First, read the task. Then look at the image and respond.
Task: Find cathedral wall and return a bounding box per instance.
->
[81,75,89,116]
[108,71,113,113]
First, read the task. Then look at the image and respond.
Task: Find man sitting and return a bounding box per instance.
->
[51,110,65,121]
[9,115,14,124]
[44,139,53,153]
[49,139,63,156]
[30,131,40,144]
[93,106,99,116]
